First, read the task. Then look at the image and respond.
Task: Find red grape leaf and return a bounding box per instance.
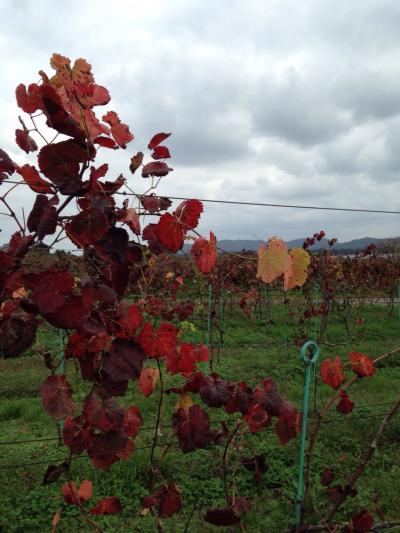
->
[15,129,38,153]
[15,83,42,114]
[154,213,184,252]
[151,145,171,159]
[140,194,171,213]
[122,405,143,438]
[349,352,375,377]
[66,207,109,247]
[245,404,270,433]
[143,483,181,518]
[39,84,85,140]
[174,199,203,230]
[27,194,58,240]
[25,270,74,314]
[172,404,216,453]
[0,148,15,182]
[17,164,54,194]
[198,375,230,408]
[352,509,374,532]
[102,111,134,148]
[103,339,146,382]
[138,322,178,358]
[0,307,38,357]
[94,136,117,149]
[116,304,142,339]
[87,431,127,470]
[191,232,217,273]
[44,295,89,330]
[138,367,159,397]
[61,480,92,505]
[51,509,61,533]
[129,152,144,174]
[142,161,173,178]
[166,343,197,376]
[41,375,75,420]
[38,140,93,194]
[118,207,140,234]
[83,393,124,432]
[275,402,300,445]
[320,357,345,389]
[336,390,354,414]
[63,415,91,455]
[90,497,122,515]
[148,132,171,149]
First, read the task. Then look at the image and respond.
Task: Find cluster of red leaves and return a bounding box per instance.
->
[168,375,300,448]
[317,469,375,533]
[0,53,317,531]
[59,478,121,514]
[319,352,375,414]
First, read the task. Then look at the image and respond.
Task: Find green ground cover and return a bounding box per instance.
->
[0,300,399,532]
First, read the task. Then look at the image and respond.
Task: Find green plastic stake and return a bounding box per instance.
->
[295,340,320,529]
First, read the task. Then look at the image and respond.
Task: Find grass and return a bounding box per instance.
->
[0,296,400,532]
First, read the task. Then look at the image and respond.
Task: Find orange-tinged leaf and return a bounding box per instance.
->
[78,479,93,502]
[348,352,375,377]
[118,207,140,234]
[51,509,61,533]
[90,496,122,515]
[139,368,159,397]
[257,238,288,283]
[16,164,54,194]
[284,248,310,291]
[320,357,345,389]
[61,479,92,505]
[191,232,217,273]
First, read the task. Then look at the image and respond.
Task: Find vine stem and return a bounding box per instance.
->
[322,395,400,523]
[221,420,242,506]
[302,345,400,513]
[64,453,104,533]
[148,360,165,532]
[0,196,25,233]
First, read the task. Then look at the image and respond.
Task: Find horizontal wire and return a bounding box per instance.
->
[0,441,178,470]
[1,409,399,468]
[0,424,174,446]
[1,402,399,446]
[116,191,400,215]
[4,180,400,215]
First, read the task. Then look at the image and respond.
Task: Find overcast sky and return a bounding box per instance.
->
[1,0,400,246]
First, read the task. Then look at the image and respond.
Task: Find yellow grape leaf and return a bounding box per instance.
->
[176,393,193,413]
[257,237,288,283]
[284,248,310,291]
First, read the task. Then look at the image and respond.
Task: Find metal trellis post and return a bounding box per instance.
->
[295,340,320,529]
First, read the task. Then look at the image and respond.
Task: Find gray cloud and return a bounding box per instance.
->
[0,0,400,246]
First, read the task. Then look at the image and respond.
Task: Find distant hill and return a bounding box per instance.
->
[185,236,398,253]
